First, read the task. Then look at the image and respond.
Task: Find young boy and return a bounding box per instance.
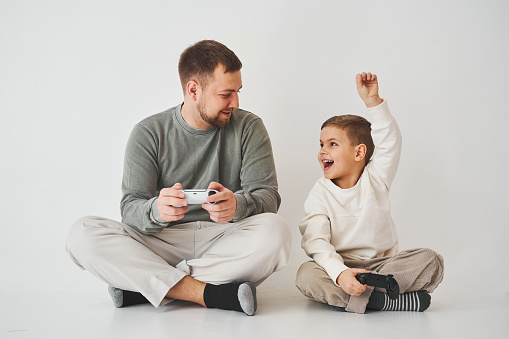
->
[295,72,444,314]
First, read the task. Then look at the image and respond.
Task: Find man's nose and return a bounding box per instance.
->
[229,93,239,108]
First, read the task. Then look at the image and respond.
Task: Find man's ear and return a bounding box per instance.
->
[186,80,200,101]
[355,144,367,162]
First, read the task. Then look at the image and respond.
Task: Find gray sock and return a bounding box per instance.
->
[108,286,150,308]
[238,282,257,316]
[108,286,124,308]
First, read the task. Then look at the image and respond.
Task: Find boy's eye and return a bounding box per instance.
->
[330,142,337,146]
[319,143,324,147]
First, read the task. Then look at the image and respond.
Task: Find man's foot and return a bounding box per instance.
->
[108,286,150,308]
[367,290,431,312]
[203,282,257,316]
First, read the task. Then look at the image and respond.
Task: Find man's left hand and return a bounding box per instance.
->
[201,182,237,223]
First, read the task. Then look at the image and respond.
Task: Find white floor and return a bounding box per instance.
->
[3,258,508,339]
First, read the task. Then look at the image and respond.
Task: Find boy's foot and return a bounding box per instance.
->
[329,305,347,312]
[108,286,150,308]
[367,290,431,312]
[203,282,257,316]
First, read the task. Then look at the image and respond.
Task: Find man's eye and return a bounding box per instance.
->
[220,94,230,98]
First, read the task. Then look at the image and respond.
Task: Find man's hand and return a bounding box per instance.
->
[336,268,371,296]
[157,183,189,222]
[356,72,383,108]
[201,182,237,223]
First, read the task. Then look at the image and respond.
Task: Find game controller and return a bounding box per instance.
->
[176,189,218,206]
[356,273,400,300]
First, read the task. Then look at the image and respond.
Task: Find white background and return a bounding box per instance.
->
[1,0,508,334]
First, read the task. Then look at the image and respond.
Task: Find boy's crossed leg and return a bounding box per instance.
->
[296,248,444,314]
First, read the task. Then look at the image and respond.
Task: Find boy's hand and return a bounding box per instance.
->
[356,72,383,108]
[336,268,371,296]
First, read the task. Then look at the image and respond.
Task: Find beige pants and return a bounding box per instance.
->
[66,213,291,307]
[295,248,444,313]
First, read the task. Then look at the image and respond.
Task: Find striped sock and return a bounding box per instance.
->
[367,290,431,312]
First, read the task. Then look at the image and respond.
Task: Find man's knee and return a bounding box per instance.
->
[246,213,291,250]
[67,216,103,247]
[66,216,94,268]
[66,216,92,249]
[263,213,291,244]
[240,213,292,270]
[66,216,123,262]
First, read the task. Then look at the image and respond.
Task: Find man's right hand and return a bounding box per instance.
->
[157,183,189,222]
[336,268,371,296]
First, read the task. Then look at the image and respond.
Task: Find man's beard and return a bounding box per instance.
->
[197,99,230,128]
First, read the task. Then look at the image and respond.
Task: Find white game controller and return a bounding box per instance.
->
[175,189,218,206]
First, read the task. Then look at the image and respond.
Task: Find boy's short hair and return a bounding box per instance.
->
[321,115,375,165]
[178,40,242,93]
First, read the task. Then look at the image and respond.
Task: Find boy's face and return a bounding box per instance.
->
[318,126,360,187]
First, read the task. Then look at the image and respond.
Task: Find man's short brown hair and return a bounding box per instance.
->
[321,115,375,165]
[178,40,242,93]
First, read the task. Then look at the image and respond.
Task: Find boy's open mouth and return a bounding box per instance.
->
[323,159,334,170]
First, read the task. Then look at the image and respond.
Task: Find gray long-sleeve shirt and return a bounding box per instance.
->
[120,104,280,234]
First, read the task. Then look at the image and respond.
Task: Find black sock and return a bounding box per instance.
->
[203,282,257,316]
[367,290,431,312]
[108,286,150,308]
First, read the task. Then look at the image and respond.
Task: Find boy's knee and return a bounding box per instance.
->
[296,261,321,288]
[418,248,444,268]
[424,248,445,279]
[400,248,443,265]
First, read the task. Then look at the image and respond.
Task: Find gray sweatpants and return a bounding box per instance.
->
[295,248,444,313]
[66,213,291,307]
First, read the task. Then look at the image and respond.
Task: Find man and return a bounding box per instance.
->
[66,40,291,316]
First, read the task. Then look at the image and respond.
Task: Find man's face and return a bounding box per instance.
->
[196,64,242,128]
[318,126,359,187]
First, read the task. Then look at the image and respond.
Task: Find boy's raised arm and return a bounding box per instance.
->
[357,72,402,189]
[356,72,383,108]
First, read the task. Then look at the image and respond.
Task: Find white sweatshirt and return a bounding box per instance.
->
[299,100,402,285]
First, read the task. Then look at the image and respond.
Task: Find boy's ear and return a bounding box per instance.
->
[354,144,367,162]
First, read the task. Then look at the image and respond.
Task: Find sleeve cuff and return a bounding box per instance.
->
[149,197,170,226]
[232,193,248,221]
[367,99,393,126]
[320,257,350,287]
